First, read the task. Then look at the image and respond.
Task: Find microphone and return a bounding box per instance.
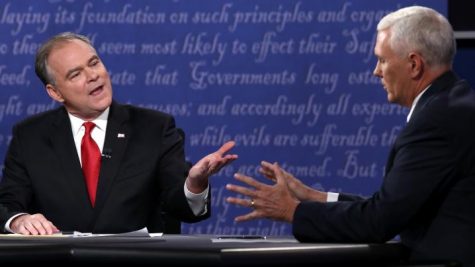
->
[102,148,112,159]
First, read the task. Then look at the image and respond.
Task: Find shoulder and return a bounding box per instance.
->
[130,105,174,120]
[111,102,178,131]
[447,79,475,111]
[12,106,66,133]
[410,77,475,139]
[418,72,475,119]
[114,102,174,120]
[431,78,475,122]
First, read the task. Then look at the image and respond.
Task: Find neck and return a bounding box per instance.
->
[409,65,450,106]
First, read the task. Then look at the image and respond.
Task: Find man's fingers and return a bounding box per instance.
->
[259,161,274,175]
[12,214,58,235]
[259,167,276,182]
[260,161,274,169]
[267,163,286,185]
[211,155,237,169]
[234,213,257,222]
[23,222,39,235]
[40,220,58,235]
[17,224,30,235]
[31,220,48,235]
[260,161,295,184]
[226,197,259,222]
[217,141,236,155]
[205,156,237,176]
[226,183,256,198]
[226,196,252,207]
[233,173,268,190]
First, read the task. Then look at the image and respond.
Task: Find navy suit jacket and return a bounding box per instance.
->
[0,101,209,233]
[293,71,475,266]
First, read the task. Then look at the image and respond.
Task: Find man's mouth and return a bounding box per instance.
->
[90,85,104,96]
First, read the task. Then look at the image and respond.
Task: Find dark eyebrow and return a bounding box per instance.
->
[65,66,82,79]
[88,55,100,64]
[65,55,99,79]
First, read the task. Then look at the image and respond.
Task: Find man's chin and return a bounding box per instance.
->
[387,95,397,104]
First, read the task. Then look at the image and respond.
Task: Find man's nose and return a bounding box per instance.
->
[373,62,382,78]
[85,67,99,81]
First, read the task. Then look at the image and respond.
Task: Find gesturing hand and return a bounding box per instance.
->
[186,141,238,193]
[259,161,327,202]
[226,162,299,223]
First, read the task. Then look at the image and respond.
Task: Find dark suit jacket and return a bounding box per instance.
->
[293,71,475,266]
[0,101,209,233]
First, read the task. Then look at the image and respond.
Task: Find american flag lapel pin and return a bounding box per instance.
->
[117,133,125,138]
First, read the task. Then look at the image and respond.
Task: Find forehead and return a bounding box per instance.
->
[374,30,391,55]
[47,39,96,72]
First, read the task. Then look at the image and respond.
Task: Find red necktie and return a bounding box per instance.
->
[81,122,101,207]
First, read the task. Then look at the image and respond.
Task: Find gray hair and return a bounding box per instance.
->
[35,32,95,86]
[377,6,455,68]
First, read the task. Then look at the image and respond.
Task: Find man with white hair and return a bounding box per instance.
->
[227,6,475,266]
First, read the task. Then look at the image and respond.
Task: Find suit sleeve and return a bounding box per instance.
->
[293,113,456,243]
[154,116,210,223]
[0,125,33,231]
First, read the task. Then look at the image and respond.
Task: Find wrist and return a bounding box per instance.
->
[308,190,327,202]
[286,200,299,222]
[185,176,208,194]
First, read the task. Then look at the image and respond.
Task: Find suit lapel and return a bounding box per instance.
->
[94,102,130,211]
[50,108,93,210]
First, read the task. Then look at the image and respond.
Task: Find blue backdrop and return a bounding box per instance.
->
[0,0,449,235]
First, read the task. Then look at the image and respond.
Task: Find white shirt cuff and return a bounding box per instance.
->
[5,213,27,233]
[184,184,209,216]
[327,192,339,202]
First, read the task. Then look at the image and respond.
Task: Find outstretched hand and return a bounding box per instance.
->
[226,162,299,223]
[259,161,327,202]
[186,141,238,193]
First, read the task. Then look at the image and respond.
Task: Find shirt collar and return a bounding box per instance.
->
[406,85,431,122]
[69,107,110,136]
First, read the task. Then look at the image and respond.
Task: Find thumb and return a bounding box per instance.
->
[217,141,236,155]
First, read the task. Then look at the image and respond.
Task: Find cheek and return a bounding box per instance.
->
[382,67,396,83]
[65,85,88,100]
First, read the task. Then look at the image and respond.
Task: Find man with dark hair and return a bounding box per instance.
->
[0,32,237,235]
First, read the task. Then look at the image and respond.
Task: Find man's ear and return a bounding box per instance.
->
[408,52,424,79]
[46,84,64,103]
